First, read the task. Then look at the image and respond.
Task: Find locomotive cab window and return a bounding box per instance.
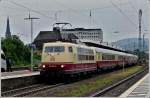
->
[44,46,65,53]
[54,46,64,52]
[45,47,53,52]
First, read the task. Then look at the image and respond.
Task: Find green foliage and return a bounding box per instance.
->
[55,66,143,96]
[33,53,41,67]
[1,35,31,66]
[134,49,149,60]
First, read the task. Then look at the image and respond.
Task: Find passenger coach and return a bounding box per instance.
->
[95,48,138,70]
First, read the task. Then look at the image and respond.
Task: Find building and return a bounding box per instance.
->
[34,27,78,50]
[5,17,11,38]
[61,28,103,43]
[34,27,103,50]
[34,31,61,50]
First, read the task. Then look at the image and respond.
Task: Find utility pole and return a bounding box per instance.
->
[24,13,39,71]
[133,41,136,52]
[142,33,149,52]
[54,12,58,22]
[138,9,142,63]
[89,10,92,28]
[143,34,145,52]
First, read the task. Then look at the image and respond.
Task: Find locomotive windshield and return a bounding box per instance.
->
[44,46,65,53]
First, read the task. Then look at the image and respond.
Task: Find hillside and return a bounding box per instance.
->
[112,38,149,52]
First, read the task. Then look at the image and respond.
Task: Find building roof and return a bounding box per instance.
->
[33,30,79,50]
[34,31,61,42]
[65,33,78,39]
[62,28,102,31]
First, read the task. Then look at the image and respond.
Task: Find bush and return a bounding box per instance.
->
[1,35,31,66]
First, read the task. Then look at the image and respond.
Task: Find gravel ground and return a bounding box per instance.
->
[100,68,148,97]
[22,66,144,97]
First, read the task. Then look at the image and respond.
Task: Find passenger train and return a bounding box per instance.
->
[40,41,138,77]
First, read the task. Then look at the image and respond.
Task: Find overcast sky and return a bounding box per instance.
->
[0,0,149,44]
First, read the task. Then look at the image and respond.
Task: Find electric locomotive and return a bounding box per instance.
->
[40,41,96,77]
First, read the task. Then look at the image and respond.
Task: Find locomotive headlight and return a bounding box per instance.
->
[42,65,46,68]
[61,65,64,68]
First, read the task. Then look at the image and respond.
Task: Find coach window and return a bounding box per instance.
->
[68,47,73,52]
[89,55,94,60]
[86,55,88,60]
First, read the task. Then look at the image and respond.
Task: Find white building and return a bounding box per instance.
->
[61,28,103,43]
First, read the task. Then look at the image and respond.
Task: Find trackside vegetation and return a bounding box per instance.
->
[53,66,144,97]
[1,36,31,66]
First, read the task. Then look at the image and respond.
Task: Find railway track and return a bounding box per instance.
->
[2,83,64,97]
[89,67,148,97]
[2,66,147,97]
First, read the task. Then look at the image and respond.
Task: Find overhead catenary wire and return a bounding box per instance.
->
[53,0,100,27]
[53,0,141,30]
[4,0,141,29]
[3,0,148,31]
[1,0,139,13]
[110,1,137,29]
[128,1,148,32]
[53,0,92,24]
[0,2,128,15]
[5,0,56,39]
[5,0,54,20]
[83,1,129,11]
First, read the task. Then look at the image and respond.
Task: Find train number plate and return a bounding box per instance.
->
[50,57,55,61]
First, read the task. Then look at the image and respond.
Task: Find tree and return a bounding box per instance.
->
[1,35,31,66]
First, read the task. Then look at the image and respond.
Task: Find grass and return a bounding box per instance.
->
[54,65,144,97]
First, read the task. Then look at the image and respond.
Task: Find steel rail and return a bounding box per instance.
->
[2,83,64,97]
[13,83,64,97]
[2,84,43,96]
[90,67,148,97]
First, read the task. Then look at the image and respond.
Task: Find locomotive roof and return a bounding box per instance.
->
[44,41,94,49]
[44,41,137,57]
[44,41,78,46]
